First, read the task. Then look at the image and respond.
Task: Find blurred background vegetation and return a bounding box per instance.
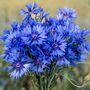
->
[0,0,90,90]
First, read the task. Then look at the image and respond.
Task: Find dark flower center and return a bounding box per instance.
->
[35,58,41,65]
[59,20,65,26]
[63,13,68,18]
[52,43,59,49]
[44,50,50,56]
[11,38,17,43]
[51,29,55,33]
[32,34,38,40]
[16,62,21,68]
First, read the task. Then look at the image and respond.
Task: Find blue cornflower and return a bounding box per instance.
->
[20,3,43,15]
[5,31,24,48]
[64,28,90,65]
[29,56,47,73]
[57,8,77,27]
[44,33,66,56]
[45,18,62,36]
[26,45,49,73]
[20,3,44,27]
[57,8,77,21]
[22,25,47,45]
[0,22,20,41]
[20,3,48,27]
[8,57,30,78]
[2,47,26,63]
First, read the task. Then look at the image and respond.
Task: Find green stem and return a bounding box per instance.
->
[40,76,43,90]
[47,73,55,90]
[47,65,57,90]
[36,75,43,90]
[63,74,90,88]
[44,78,47,90]
[31,80,37,90]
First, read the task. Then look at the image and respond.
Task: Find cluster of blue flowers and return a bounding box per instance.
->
[0,3,90,78]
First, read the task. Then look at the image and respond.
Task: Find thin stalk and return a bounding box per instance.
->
[44,78,47,90]
[40,76,43,90]
[47,65,57,90]
[36,75,43,90]
[47,73,56,90]
[31,80,37,90]
[63,74,90,88]
[42,76,47,90]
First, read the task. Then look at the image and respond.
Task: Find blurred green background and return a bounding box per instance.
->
[0,0,90,90]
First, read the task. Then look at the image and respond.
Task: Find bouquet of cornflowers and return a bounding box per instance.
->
[0,3,90,90]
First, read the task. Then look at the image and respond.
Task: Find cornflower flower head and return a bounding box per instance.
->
[9,57,30,78]
[21,25,47,45]
[44,33,66,56]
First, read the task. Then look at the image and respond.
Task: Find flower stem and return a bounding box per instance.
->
[36,75,43,90]
[47,74,55,90]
